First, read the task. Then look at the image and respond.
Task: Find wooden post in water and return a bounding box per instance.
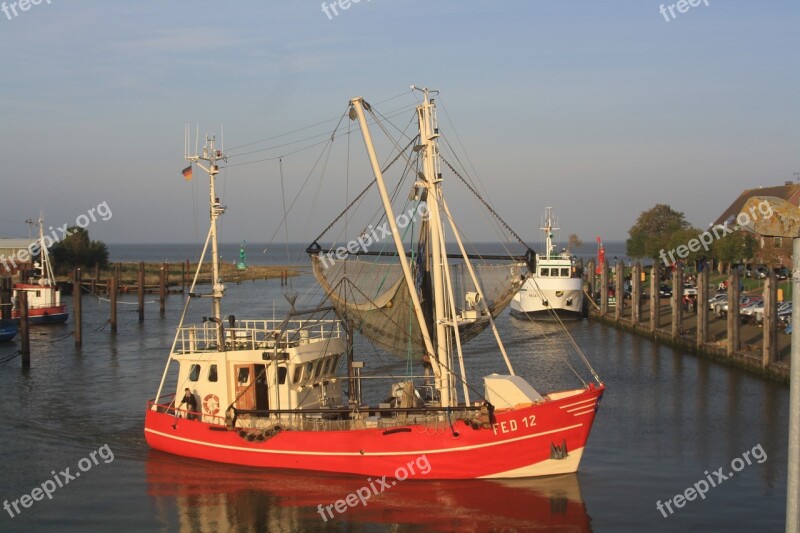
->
[762,270,777,367]
[587,260,596,301]
[182,260,187,294]
[614,260,623,322]
[600,260,608,316]
[697,266,709,348]
[671,266,683,339]
[159,264,166,317]
[110,275,117,333]
[73,268,82,347]
[632,262,641,325]
[138,261,145,323]
[19,291,30,367]
[727,269,741,356]
[650,261,661,332]
[0,277,10,320]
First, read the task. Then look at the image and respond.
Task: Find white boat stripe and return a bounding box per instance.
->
[144,422,585,457]
[571,409,596,416]
[566,403,596,413]
[559,398,597,409]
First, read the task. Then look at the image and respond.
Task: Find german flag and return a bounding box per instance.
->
[181,165,192,181]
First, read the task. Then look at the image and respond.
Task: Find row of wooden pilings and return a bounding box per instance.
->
[586,259,784,376]
[3,261,295,368]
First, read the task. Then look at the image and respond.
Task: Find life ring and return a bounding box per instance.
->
[203,394,220,415]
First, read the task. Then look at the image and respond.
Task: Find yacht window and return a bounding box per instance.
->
[560,268,570,277]
[208,364,218,382]
[292,365,303,384]
[188,364,200,382]
[277,366,288,385]
[550,268,560,276]
[306,362,315,382]
[237,367,250,385]
[322,357,332,375]
[331,354,340,372]
[539,268,549,277]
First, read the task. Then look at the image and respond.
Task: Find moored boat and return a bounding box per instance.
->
[511,207,584,320]
[12,215,68,325]
[144,89,604,479]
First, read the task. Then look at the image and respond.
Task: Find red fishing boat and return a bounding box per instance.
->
[12,215,68,324]
[145,89,604,479]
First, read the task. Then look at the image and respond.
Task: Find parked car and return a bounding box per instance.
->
[753,265,769,279]
[778,302,793,324]
[720,295,759,317]
[683,283,697,297]
[659,285,672,298]
[708,293,727,310]
[773,267,789,280]
[741,298,764,323]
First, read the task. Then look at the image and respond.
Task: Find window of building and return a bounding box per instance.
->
[774,237,783,248]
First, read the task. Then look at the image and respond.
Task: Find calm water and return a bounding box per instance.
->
[0,259,788,532]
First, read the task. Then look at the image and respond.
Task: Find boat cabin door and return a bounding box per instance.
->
[233,364,268,411]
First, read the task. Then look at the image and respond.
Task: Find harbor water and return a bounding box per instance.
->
[0,247,788,532]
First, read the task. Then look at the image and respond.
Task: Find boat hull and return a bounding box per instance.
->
[12,305,68,324]
[511,278,584,320]
[144,385,603,480]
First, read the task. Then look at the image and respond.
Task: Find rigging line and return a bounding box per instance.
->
[264,127,338,248]
[309,136,418,245]
[225,90,413,153]
[440,155,530,250]
[226,102,417,160]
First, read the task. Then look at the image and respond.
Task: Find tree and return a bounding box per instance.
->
[711,230,757,273]
[626,204,690,260]
[568,234,583,250]
[50,227,109,273]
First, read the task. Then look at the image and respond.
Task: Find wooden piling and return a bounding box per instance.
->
[650,261,661,331]
[697,266,709,347]
[587,259,596,301]
[614,260,623,322]
[763,270,778,367]
[727,270,741,356]
[138,261,145,323]
[159,264,166,316]
[671,266,683,339]
[73,268,82,347]
[0,277,10,320]
[19,291,30,367]
[600,260,609,316]
[110,275,117,333]
[632,262,641,325]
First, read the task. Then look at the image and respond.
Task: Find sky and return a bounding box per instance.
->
[0,0,798,249]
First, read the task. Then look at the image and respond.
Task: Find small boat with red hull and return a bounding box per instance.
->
[12,216,68,325]
[145,89,604,480]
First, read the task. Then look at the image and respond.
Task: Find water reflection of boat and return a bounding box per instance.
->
[145,451,592,532]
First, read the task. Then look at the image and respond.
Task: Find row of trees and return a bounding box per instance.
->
[626,204,757,271]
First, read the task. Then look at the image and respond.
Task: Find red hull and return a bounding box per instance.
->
[145,385,603,479]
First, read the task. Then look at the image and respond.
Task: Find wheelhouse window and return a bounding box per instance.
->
[277,366,288,385]
[208,364,218,382]
[550,268,559,276]
[237,367,250,385]
[188,364,201,382]
[560,268,570,277]
[539,268,549,276]
[292,365,303,385]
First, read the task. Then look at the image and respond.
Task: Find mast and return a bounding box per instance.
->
[413,86,454,407]
[349,96,449,407]
[186,135,226,326]
[37,215,55,286]
[542,207,559,261]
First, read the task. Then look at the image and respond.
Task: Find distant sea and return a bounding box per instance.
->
[107,241,637,266]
